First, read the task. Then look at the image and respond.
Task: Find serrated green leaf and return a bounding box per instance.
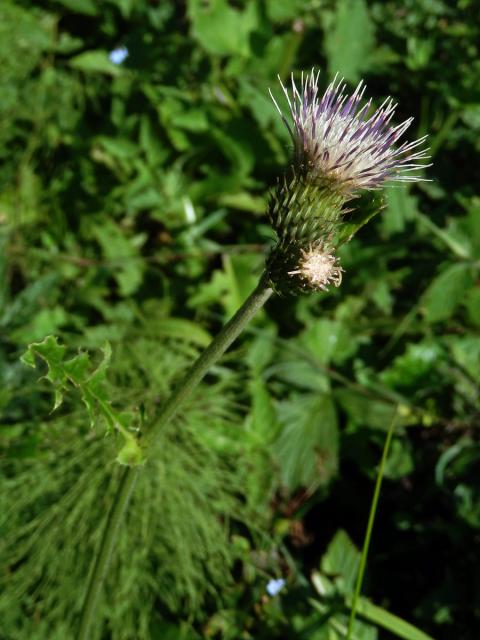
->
[21,336,68,409]
[422,263,473,323]
[21,336,141,465]
[324,0,375,82]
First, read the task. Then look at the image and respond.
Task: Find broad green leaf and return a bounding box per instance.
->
[265,0,308,22]
[421,263,473,323]
[271,358,330,392]
[335,389,397,431]
[299,318,357,366]
[188,0,259,57]
[96,136,138,160]
[320,529,360,594]
[383,187,419,234]
[9,306,68,343]
[274,393,338,491]
[324,0,375,82]
[382,438,414,480]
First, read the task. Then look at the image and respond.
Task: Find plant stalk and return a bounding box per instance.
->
[345,407,398,640]
[78,273,273,640]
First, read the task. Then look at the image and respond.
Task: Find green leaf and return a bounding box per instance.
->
[69,50,123,75]
[265,0,308,23]
[9,306,68,343]
[92,220,145,297]
[383,187,419,234]
[21,335,68,410]
[21,336,143,465]
[335,389,397,431]
[351,597,435,640]
[274,393,339,491]
[246,375,278,446]
[380,341,444,389]
[324,0,375,82]
[320,529,360,594]
[422,263,473,323]
[187,0,259,57]
[338,192,385,246]
[116,435,144,466]
[299,318,357,366]
[152,318,212,347]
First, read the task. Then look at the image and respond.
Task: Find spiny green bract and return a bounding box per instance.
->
[266,171,384,295]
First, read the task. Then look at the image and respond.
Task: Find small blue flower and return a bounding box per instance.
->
[109,46,129,65]
[266,578,286,597]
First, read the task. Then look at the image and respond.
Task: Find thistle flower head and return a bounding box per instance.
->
[270,70,430,192]
[289,244,343,292]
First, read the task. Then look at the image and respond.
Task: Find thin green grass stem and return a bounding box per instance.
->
[345,406,399,640]
[78,273,273,640]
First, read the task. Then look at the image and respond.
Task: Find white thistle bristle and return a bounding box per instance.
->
[289,246,343,291]
[271,69,431,191]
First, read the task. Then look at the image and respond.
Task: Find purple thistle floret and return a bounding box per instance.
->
[270,70,430,192]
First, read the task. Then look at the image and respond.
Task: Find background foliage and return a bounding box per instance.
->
[1,0,480,638]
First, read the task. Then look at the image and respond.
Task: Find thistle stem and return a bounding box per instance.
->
[78,273,273,640]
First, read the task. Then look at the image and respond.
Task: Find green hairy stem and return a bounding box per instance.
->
[78,273,273,640]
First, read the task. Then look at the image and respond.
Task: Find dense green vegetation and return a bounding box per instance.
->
[1,0,480,638]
